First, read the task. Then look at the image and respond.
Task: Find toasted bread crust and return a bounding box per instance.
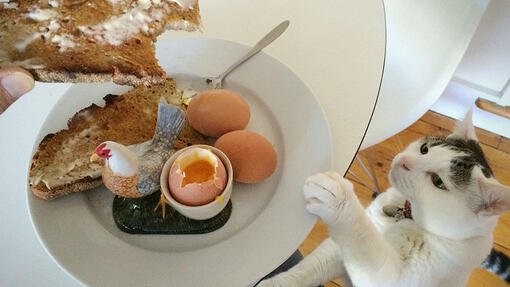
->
[1,1,201,86]
[32,69,165,86]
[31,177,103,200]
[29,78,209,200]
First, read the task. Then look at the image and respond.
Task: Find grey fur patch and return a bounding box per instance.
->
[425,136,493,186]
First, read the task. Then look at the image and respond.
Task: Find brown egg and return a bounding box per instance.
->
[215,130,277,183]
[187,89,250,137]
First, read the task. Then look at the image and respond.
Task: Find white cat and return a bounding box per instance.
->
[259,111,510,287]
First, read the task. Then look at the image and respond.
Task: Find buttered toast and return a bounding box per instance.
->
[29,79,208,200]
[0,1,200,86]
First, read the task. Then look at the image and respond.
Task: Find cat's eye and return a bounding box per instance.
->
[420,143,429,154]
[431,173,447,190]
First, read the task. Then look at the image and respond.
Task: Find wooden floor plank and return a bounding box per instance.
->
[494,243,510,256]
[498,137,510,154]
[480,144,510,186]
[467,268,507,287]
[299,220,329,257]
[494,216,510,251]
[420,111,502,148]
[420,110,458,131]
[408,118,451,137]
[301,110,510,287]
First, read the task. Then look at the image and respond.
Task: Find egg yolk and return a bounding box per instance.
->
[182,159,215,187]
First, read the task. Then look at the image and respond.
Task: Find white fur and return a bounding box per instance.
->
[448,108,477,141]
[103,141,138,177]
[259,111,510,287]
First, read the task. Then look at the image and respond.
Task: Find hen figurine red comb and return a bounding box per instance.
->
[94,143,112,159]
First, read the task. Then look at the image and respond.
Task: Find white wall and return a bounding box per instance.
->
[432,0,510,138]
[453,0,510,105]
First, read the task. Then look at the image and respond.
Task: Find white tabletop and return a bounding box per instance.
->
[0,1,385,285]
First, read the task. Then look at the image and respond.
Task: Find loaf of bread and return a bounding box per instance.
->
[0,0,201,86]
[29,78,208,200]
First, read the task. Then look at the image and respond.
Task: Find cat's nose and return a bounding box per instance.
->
[397,155,411,171]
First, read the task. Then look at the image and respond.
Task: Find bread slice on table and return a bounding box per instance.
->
[0,1,200,86]
[29,78,208,200]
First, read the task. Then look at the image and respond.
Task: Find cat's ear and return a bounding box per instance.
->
[448,109,478,141]
[476,178,510,216]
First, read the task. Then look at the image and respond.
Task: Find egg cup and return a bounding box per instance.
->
[160,145,233,220]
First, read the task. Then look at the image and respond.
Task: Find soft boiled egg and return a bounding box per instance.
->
[168,147,227,206]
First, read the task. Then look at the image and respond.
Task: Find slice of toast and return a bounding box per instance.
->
[0,1,200,86]
[29,78,209,200]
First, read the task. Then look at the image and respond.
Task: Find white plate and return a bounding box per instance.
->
[27,38,332,287]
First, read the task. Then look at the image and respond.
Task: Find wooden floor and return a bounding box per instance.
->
[299,111,510,287]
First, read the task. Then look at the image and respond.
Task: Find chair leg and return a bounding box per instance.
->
[365,148,381,195]
[348,152,381,198]
[347,170,375,194]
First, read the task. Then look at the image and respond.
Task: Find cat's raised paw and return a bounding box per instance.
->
[303,172,354,226]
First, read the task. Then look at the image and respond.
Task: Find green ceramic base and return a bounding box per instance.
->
[113,191,232,234]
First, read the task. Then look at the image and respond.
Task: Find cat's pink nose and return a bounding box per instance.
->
[397,156,411,171]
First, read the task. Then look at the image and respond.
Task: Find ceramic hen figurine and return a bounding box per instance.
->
[90,99,185,216]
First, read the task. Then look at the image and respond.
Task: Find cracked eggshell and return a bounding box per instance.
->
[168,148,227,206]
